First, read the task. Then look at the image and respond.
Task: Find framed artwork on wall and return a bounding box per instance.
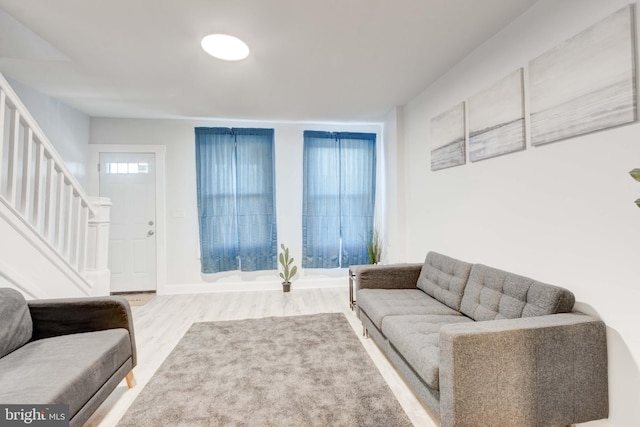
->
[468,68,525,162]
[529,5,637,146]
[430,101,465,171]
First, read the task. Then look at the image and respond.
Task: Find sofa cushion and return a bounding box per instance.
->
[0,329,132,419]
[0,288,33,358]
[416,252,473,311]
[358,288,462,330]
[381,314,473,390]
[460,264,575,321]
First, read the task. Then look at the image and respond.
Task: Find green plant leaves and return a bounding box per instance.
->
[278,244,298,283]
[630,169,640,208]
[367,229,382,264]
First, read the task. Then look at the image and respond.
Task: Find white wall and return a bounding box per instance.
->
[89,118,382,294]
[400,1,640,425]
[382,107,407,263]
[7,78,90,187]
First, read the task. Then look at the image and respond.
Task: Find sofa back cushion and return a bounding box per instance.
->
[0,288,33,358]
[460,264,575,321]
[416,252,473,311]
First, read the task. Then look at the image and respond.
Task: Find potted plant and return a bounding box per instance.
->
[366,228,382,264]
[631,168,640,208]
[278,243,298,292]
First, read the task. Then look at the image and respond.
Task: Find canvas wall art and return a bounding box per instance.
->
[529,5,637,146]
[430,102,465,171]
[468,69,525,162]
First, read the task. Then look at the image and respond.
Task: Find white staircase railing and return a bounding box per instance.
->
[0,72,96,288]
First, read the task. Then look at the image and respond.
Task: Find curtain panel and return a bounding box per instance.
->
[302,132,341,268]
[302,131,376,268]
[195,127,277,273]
[339,132,376,267]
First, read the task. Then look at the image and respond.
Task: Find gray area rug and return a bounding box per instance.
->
[118,313,413,427]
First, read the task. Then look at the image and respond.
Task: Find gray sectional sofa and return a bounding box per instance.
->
[356,252,608,427]
[0,288,137,427]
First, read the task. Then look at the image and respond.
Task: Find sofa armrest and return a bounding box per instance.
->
[355,263,423,290]
[438,313,608,427]
[27,296,137,366]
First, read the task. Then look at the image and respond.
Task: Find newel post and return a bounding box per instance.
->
[85,197,112,296]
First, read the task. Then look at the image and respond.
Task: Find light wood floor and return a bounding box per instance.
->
[85,287,439,427]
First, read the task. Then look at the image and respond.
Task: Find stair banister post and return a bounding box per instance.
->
[85,197,111,296]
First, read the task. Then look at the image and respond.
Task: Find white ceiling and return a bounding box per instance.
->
[0,0,538,122]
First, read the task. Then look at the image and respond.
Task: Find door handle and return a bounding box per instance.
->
[147,230,155,237]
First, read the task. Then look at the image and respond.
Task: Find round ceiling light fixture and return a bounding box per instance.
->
[201,34,250,61]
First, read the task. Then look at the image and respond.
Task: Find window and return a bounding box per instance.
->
[302,131,376,268]
[105,162,149,174]
[195,127,277,273]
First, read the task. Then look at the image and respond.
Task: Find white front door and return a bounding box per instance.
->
[99,152,157,292]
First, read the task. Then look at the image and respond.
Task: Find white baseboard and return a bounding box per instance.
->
[160,277,347,295]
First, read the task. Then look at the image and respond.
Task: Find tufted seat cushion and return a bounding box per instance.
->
[416,252,473,311]
[460,264,575,321]
[357,289,463,329]
[381,314,473,390]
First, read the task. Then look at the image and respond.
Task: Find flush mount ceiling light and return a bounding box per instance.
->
[201,34,250,61]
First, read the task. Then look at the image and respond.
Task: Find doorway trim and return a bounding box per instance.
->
[88,145,166,294]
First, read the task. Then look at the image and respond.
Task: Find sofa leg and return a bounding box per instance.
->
[125,371,137,388]
[362,325,369,338]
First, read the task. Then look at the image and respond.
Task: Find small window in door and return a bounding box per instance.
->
[106,162,149,174]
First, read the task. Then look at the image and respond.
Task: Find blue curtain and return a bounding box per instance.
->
[234,128,278,271]
[195,127,277,273]
[302,131,376,268]
[195,128,238,273]
[340,132,376,266]
[302,131,341,268]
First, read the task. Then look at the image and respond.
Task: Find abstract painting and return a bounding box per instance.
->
[529,5,637,146]
[431,102,465,171]
[468,69,525,162]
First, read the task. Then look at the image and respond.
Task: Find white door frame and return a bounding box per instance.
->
[88,145,166,294]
